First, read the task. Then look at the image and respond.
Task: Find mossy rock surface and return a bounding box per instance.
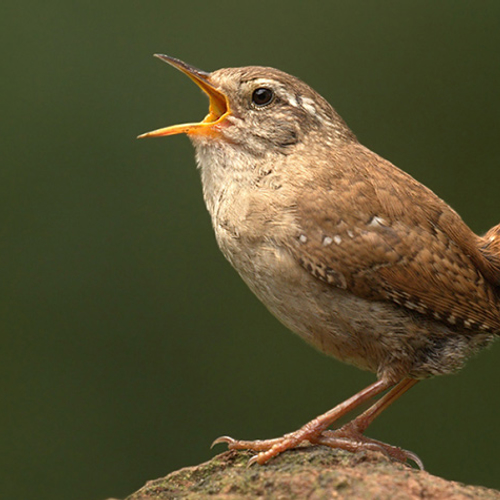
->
[121,446,500,500]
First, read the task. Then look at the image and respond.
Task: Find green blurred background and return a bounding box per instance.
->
[2,1,500,499]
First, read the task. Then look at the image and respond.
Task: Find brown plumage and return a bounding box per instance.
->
[292,144,500,335]
[139,55,500,468]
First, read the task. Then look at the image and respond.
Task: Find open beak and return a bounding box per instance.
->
[137,54,230,138]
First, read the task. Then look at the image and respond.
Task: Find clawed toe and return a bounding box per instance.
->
[212,429,423,468]
[211,432,314,464]
[398,448,424,470]
[211,435,286,454]
[211,435,236,448]
[314,429,424,470]
[211,435,270,465]
[210,380,424,467]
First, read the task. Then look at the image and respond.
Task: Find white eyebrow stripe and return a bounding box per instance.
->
[250,78,279,88]
[248,79,319,118]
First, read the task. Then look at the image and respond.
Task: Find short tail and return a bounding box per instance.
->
[478,222,500,286]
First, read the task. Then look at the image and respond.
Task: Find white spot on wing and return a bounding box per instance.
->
[369,215,388,228]
[287,95,298,107]
[302,97,317,115]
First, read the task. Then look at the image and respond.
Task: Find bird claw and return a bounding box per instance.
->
[212,435,277,465]
[402,448,425,471]
[247,454,260,467]
[211,435,236,448]
[211,426,424,469]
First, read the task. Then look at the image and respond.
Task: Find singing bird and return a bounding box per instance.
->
[139,55,500,468]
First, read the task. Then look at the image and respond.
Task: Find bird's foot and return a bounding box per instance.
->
[212,420,324,465]
[212,421,423,469]
[314,422,424,470]
[211,379,421,467]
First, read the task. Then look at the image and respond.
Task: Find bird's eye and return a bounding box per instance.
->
[252,88,274,107]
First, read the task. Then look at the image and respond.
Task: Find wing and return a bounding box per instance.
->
[289,144,500,333]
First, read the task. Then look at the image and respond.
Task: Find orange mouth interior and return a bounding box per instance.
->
[137,54,230,138]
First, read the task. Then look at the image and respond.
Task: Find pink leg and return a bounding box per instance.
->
[313,378,423,468]
[212,378,392,465]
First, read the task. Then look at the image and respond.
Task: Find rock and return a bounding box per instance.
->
[120,447,500,500]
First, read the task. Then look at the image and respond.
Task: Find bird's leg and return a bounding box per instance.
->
[313,378,423,468]
[212,378,392,465]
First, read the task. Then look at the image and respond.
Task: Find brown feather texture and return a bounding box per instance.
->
[141,56,500,466]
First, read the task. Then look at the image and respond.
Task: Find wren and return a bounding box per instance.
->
[139,55,500,468]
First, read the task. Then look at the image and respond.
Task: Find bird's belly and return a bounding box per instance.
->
[216,232,495,380]
[219,237,392,374]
